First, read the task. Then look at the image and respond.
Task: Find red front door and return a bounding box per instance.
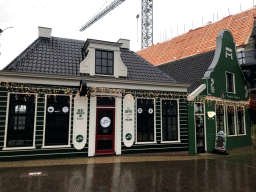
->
[95,97,115,155]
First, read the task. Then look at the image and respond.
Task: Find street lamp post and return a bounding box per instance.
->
[0,27,13,55]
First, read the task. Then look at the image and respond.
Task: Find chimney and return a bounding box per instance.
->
[38,26,52,38]
[117,38,130,49]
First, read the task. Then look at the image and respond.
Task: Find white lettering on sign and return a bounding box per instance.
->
[125,107,133,121]
[211,78,215,94]
[225,47,233,60]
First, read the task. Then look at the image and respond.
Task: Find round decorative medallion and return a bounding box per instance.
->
[125,133,132,141]
[100,117,111,128]
[47,106,54,113]
[76,135,84,143]
[138,108,143,114]
[62,106,69,113]
[148,108,153,114]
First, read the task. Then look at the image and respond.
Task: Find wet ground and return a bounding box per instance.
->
[0,149,255,192]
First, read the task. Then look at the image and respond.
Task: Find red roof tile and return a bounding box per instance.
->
[136,7,256,66]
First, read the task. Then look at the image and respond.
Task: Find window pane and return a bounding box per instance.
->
[108,60,113,67]
[216,105,225,134]
[96,50,101,58]
[227,106,235,135]
[161,100,178,141]
[7,94,35,147]
[108,67,113,75]
[108,52,113,59]
[95,50,114,75]
[45,95,70,146]
[102,67,107,74]
[96,66,101,74]
[227,73,234,92]
[15,105,26,114]
[137,99,154,142]
[96,58,101,66]
[237,107,245,134]
[102,51,107,58]
[102,59,107,66]
[195,103,204,114]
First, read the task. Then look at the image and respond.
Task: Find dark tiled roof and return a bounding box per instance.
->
[3,36,175,83]
[157,50,215,94]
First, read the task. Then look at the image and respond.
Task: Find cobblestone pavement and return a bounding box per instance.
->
[0,148,255,192]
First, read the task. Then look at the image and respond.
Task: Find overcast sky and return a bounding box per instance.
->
[0,0,255,69]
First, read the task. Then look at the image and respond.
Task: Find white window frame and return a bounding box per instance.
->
[3,92,37,150]
[194,102,207,152]
[226,105,237,137]
[236,106,246,136]
[160,98,180,143]
[135,97,156,144]
[42,94,72,149]
[226,72,236,94]
[215,104,226,135]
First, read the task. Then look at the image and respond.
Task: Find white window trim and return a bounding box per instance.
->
[42,94,72,148]
[135,97,156,144]
[3,92,38,150]
[226,71,236,94]
[226,105,237,137]
[194,102,207,153]
[160,98,181,143]
[237,106,246,136]
[215,104,226,135]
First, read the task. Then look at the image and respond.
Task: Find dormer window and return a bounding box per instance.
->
[95,50,114,75]
[226,72,235,93]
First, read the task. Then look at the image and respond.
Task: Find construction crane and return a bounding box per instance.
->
[79,0,153,49]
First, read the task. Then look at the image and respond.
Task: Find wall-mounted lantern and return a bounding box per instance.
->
[79,79,88,96]
[207,111,216,119]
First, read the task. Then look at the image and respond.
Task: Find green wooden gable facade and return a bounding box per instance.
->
[204,30,248,101]
[188,30,251,155]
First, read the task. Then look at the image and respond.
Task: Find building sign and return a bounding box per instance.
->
[215,131,226,151]
[225,47,233,60]
[123,94,134,147]
[73,95,88,150]
[100,117,111,128]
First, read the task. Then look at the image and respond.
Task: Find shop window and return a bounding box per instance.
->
[137,98,154,142]
[227,106,236,136]
[226,72,235,93]
[237,106,246,135]
[216,105,225,134]
[161,100,178,141]
[95,50,114,75]
[6,94,36,147]
[44,95,70,146]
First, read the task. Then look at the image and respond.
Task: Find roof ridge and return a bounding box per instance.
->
[196,24,212,53]
[148,43,160,61]
[156,38,175,65]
